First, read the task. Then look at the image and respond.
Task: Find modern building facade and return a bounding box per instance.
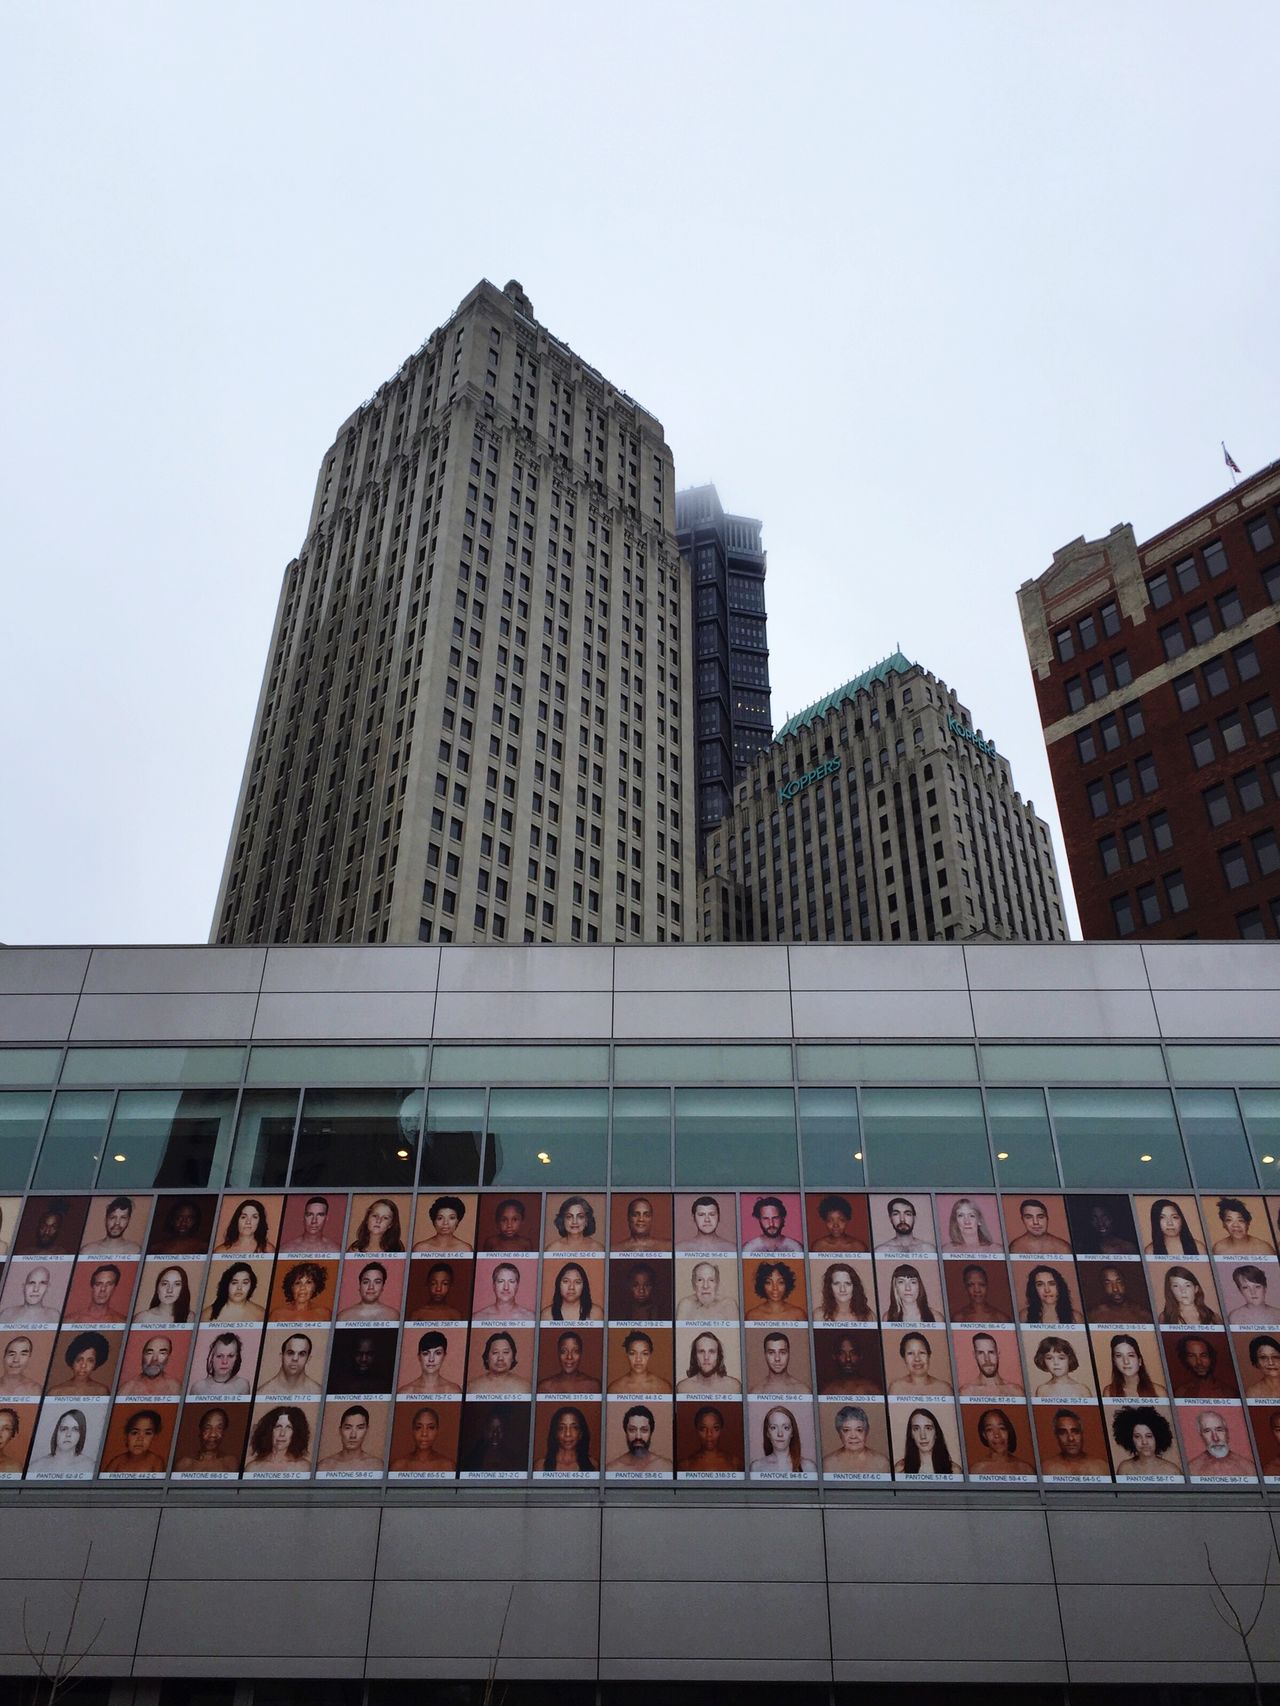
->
[674,484,773,861]
[1019,456,1280,941]
[699,654,1067,944]
[212,279,695,950]
[3,939,1280,1704]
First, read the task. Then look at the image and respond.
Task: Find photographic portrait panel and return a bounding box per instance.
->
[1015,1260,1083,1326]
[673,1191,737,1255]
[1090,1326,1168,1402]
[809,1256,876,1325]
[605,1258,673,1325]
[345,1193,411,1256]
[395,1324,466,1398]
[674,1325,743,1396]
[458,1398,531,1478]
[0,1403,32,1476]
[0,1195,21,1260]
[961,1401,1037,1479]
[63,1258,139,1328]
[1202,1194,1277,1261]
[1163,1328,1240,1401]
[676,1398,745,1478]
[412,1191,477,1255]
[268,1258,339,1324]
[532,1399,603,1478]
[406,1256,473,1322]
[1103,1400,1185,1482]
[132,1257,202,1327]
[1136,1194,1208,1259]
[170,1400,250,1477]
[954,1327,1025,1400]
[388,1398,460,1477]
[146,1194,215,1258]
[535,1325,603,1397]
[1065,1194,1141,1260]
[743,1256,808,1323]
[1079,1259,1153,1326]
[1247,1403,1280,1478]
[887,1400,961,1479]
[740,1192,804,1255]
[476,1192,540,1255]
[212,1193,284,1256]
[543,1192,606,1256]
[24,1398,108,1479]
[465,1325,534,1397]
[0,1328,56,1403]
[1150,1258,1223,1328]
[815,1326,885,1396]
[673,1256,739,1324]
[819,1399,891,1479]
[1237,1330,1280,1401]
[874,1257,943,1326]
[45,1326,122,1402]
[1001,1192,1073,1259]
[0,1258,71,1329]
[14,1195,89,1259]
[116,1325,192,1399]
[199,1256,273,1325]
[609,1191,673,1252]
[335,1254,405,1323]
[98,1400,176,1477]
[1021,1326,1097,1404]
[944,1257,1015,1325]
[241,1398,316,1477]
[326,1326,397,1397]
[868,1193,936,1256]
[188,1324,262,1401]
[315,1395,390,1478]
[937,1193,1004,1257]
[603,1398,673,1478]
[79,1193,152,1259]
[1218,1259,1280,1329]
[805,1191,870,1254]
[885,1325,954,1397]
[278,1192,348,1257]
[1178,1401,1258,1481]
[539,1257,607,1324]
[471,1256,535,1323]
[605,1325,673,1396]
[255,1324,330,1401]
[744,1324,811,1397]
[1033,1402,1113,1481]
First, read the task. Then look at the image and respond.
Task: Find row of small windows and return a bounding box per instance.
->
[1110,869,1190,934]
[1075,700,1144,764]
[1063,650,1132,713]
[1158,587,1246,659]
[1097,810,1173,874]
[1219,830,1280,891]
[1203,758,1280,827]
[1054,596,1121,662]
[1187,696,1277,768]
[1145,539,1229,607]
[1173,639,1261,711]
[1086,753,1159,818]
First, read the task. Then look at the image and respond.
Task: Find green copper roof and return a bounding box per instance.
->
[776,650,918,741]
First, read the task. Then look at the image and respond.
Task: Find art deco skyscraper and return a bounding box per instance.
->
[213,279,694,946]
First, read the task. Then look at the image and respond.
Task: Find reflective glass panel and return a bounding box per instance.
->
[1167,1045,1280,1084]
[420,1087,485,1187]
[484,1088,608,1185]
[0,1092,50,1191]
[1240,1090,1280,1188]
[796,1044,977,1083]
[61,1047,245,1086]
[797,1087,864,1187]
[246,1046,427,1086]
[229,1090,298,1189]
[861,1087,990,1187]
[982,1044,1167,1083]
[987,1087,1059,1187]
[611,1088,671,1186]
[675,1087,798,1186]
[615,1044,791,1083]
[103,1089,237,1189]
[32,1090,114,1189]
[431,1045,606,1083]
[0,1050,61,1087]
[1176,1088,1257,1188]
[291,1088,423,1188]
[1049,1087,1188,1187]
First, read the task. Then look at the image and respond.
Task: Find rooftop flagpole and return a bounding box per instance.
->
[1223,442,1241,487]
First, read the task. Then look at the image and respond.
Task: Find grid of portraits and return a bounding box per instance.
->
[3,1185,1280,1485]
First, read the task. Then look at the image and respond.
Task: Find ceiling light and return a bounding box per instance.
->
[853,1151,863,1161]
[537,1151,551,1164]
[1139,1153,1152,1162]
[996,1151,1009,1160]
[113,1153,126,1163]
[396,1148,410,1159]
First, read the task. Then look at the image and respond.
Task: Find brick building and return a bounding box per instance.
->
[1019,457,1280,940]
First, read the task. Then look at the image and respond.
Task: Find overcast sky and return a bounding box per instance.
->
[3,1,1276,945]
